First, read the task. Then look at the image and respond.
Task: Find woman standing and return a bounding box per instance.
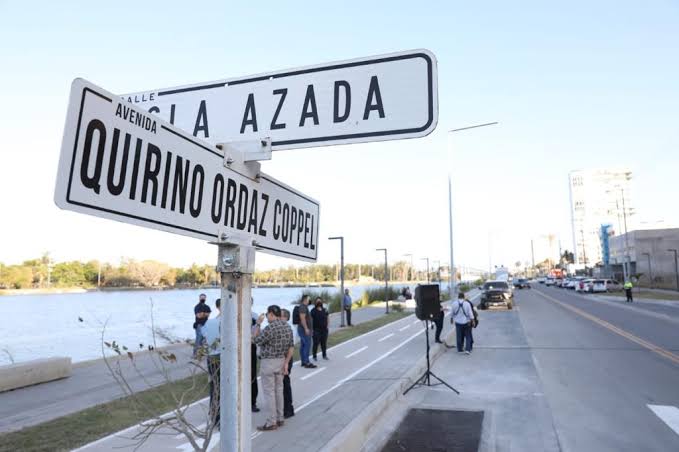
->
[311,297,330,361]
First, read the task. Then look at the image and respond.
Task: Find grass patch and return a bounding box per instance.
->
[605,290,679,301]
[0,311,411,452]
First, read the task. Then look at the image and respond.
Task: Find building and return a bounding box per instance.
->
[568,168,634,266]
[609,228,679,289]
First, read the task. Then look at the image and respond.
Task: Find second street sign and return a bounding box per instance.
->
[121,49,438,150]
[55,78,320,261]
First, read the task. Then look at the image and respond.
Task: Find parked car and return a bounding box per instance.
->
[555,278,564,287]
[576,278,594,292]
[513,278,531,289]
[590,279,607,293]
[478,280,513,310]
[604,279,623,292]
[568,277,585,290]
[545,278,555,286]
[537,277,546,284]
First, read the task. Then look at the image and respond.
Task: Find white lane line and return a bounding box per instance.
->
[648,405,679,436]
[413,319,421,324]
[300,367,326,381]
[378,333,395,342]
[345,346,368,358]
[399,324,411,331]
[296,328,423,412]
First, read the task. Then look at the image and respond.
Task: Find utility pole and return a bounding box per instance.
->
[421,257,430,283]
[376,248,389,314]
[329,236,345,327]
[448,122,498,300]
[642,252,652,288]
[668,249,679,292]
[404,253,414,281]
[530,239,535,276]
[621,187,631,282]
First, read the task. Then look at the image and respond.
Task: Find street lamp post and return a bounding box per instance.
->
[434,260,440,284]
[448,122,498,301]
[668,249,679,292]
[404,253,414,281]
[329,236,345,327]
[376,248,389,314]
[421,257,430,283]
[642,252,652,288]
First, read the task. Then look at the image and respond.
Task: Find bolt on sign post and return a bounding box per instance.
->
[56,49,437,452]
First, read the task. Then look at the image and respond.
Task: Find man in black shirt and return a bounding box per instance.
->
[193,293,211,358]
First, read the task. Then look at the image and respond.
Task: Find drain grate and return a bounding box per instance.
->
[380,408,484,452]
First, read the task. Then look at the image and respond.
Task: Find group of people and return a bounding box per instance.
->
[191,289,354,432]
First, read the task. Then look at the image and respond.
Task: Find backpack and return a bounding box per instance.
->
[467,300,479,328]
[292,305,300,325]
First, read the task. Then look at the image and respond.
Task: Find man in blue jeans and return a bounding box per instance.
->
[451,292,474,354]
[297,295,317,368]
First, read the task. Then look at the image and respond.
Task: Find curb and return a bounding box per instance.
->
[321,325,456,452]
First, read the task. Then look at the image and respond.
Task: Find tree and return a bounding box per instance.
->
[560,250,575,265]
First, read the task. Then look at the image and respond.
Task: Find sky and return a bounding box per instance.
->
[0,0,677,272]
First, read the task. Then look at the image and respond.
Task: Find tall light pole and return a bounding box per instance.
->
[433,260,440,284]
[404,253,414,281]
[376,248,389,314]
[668,249,679,292]
[642,252,652,288]
[448,122,498,299]
[421,257,430,283]
[329,236,345,327]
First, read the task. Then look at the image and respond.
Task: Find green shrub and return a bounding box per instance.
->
[362,286,401,304]
[391,303,404,312]
[458,283,471,293]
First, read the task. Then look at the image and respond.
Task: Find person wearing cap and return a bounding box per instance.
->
[253,305,294,431]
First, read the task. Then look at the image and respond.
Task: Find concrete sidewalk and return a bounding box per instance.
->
[0,305,390,434]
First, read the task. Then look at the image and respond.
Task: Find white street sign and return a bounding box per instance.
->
[121,49,438,150]
[55,79,320,261]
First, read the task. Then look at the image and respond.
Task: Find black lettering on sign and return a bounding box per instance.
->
[363,76,385,120]
[107,129,130,196]
[270,88,287,130]
[224,178,237,227]
[299,85,319,127]
[211,174,224,223]
[281,203,290,242]
[160,151,173,209]
[149,106,160,114]
[259,193,269,237]
[273,200,281,240]
[189,165,204,218]
[193,100,209,138]
[248,189,259,234]
[240,94,258,133]
[170,104,176,125]
[334,81,351,123]
[310,214,316,250]
[80,119,106,194]
[296,209,304,246]
[141,144,161,205]
[304,212,311,248]
[129,138,143,200]
[171,156,190,213]
[236,183,249,230]
[289,206,298,244]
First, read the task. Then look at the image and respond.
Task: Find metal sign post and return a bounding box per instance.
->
[216,242,255,452]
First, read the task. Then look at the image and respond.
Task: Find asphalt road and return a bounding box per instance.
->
[520,284,679,452]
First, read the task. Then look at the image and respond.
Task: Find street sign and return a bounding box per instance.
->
[55,78,320,262]
[121,49,438,150]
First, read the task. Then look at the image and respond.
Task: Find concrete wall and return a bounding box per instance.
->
[0,357,72,392]
[611,228,679,289]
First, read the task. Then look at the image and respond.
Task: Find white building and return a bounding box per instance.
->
[568,168,634,266]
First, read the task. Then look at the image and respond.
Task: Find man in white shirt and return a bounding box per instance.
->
[451,292,474,354]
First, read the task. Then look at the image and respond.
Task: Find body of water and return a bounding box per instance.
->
[0,283,422,365]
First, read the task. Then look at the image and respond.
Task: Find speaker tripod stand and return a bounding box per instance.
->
[403,319,460,395]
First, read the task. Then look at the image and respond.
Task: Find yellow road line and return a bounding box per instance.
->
[536,290,679,366]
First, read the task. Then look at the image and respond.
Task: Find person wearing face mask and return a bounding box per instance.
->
[310,297,330,361]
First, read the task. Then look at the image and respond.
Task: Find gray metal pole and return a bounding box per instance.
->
[385,250,389,314]
[669,249,679,292]
[218,243,254,452]
[329,237,345,326]
[621,188,631,280]
[644,253,652,288]
[448,175,455,300]
[340,238,345,327]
